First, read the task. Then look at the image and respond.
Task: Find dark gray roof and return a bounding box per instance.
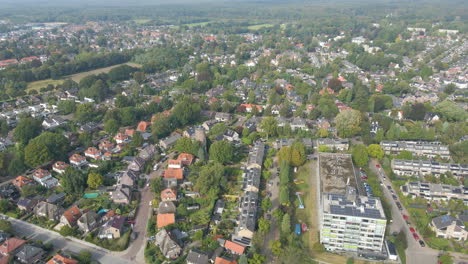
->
[186,249,209,264]
[432,215,464,230]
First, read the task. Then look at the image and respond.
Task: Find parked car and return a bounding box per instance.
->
[392,195,398,200]
[403,215,409,220]
[413,233,419,240]
[376,164,381,168]
[409,227,416,233]
[419,240,425,247]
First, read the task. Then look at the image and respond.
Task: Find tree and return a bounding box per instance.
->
[248,254,266,264]
[24,143,52,168]
[132,131,144,147]
[29,132,69,161]
[104,119,119,134]
[278,147,292,164]
[281,213,291,234]
[194,162,225,195]
[238,255,248,264]
[59,225,78,237]
[269,240,282,256]
[209,141,233,164]
[435,101,468,122]
[78,250,92,264]
[13,117,42,144]
[328,78,343,92]
[317,128,329,138]
[87,172,103,189]
[318,145,329,152]
[335,109,362,138]
[279,187,290,206]
[75,103,96,123]
[352,144,369,168]
[367,144,384,159]
[61,167,87,194]
[258,217,271,233]
[405,103,426,121]
[260,117,278,139]
[291,141,306,167]
[150,178,163,194]
[0,220,12,233]
[396,150,413,160]
[0,200,10,213]
[443,83,456,95]
[261,198,272,212]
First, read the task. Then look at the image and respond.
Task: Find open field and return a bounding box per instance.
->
[67,62,142,82]
[132,19,152,24]
[247,23,274,30]
[27,79,64,91]
[181,21,211,28]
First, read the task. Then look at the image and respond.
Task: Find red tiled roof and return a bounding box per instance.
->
[224,240,245,254]
[163,168,183,180]
[33,169,50,179]
[161,189,176,200]
[215,257,237,264]
[47,253,78,264]
[62,206,82,226]
[12,176,32,188]
[136,121,151,132]
[157,213,175,228]
[177,153,194,166]
[0,237,26,255]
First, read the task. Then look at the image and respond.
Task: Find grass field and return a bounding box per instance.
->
[27,79,64,91]
[26,62,142,92]
[180,21,211,28]
[132,19,152,24]
[247,23,274,30]
[67,62,142,82]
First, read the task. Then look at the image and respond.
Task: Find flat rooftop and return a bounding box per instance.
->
[319,153,357,195]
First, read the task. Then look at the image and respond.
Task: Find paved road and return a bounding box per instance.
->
[369,159,438,264]
[7,216,132,264]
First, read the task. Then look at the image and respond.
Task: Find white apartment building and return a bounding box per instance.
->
[401,181,468,205]
[381,140,451,159]
[391,159,467,179]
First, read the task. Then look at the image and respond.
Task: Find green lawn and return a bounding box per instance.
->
[247,24,274,30]
[27,79,64,91]
[132,19,152,24]
[181,21,211,28]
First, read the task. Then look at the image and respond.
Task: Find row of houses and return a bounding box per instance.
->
[381,140,451,159]
[234,141,266,245]
[391,159,468,179]
[316,138,349,151]
[401,181,468,206]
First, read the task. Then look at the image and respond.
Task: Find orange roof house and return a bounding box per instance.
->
[224,240,246,255]
[163,168,184,180]
[319,87,335,95]
[47,253,78,264]
[52,161,69,174]
[124,129,135,137]
[0,237,26,256]
[61,206,82,227]
[136,121,151,132]
[177,153,194,166]
[168,159,182,169]
[157,213,175,228]
[12,176,32,188]
[215,257,237,264]
[161,189,177,201]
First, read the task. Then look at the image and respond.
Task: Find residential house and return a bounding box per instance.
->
[246,142,265,169]
[138,144,156,161]
[290,117,308,131]
[98,215,126,239]
[42,116,65,130]
[78,211,99,233]
[69,153,87,168]
[47,192,66,204]
[215,113,232,122]
[381,141,451,159]
[15,244,45,264]
[242,168,261,192]
[34,201,63,221]
[392,159,467,179]
[431,215,467,241]
[52,161,69,174]
[0,238,26,256]
[32,169,58,188]
[211,199,225,225]
[317,138,349,151]
[177,153,194,166]
[214,256,237,264]
[0,184,19,200]
[84,147,102,160]
[12,176,32,189]
[60,206,82,227]
[98,140,115,152]
[111,185,132,204]
[164,168,184,180]
[168,160,182,169]
[401,182,467,205]
[186,249,209,264]
[47,253,78,264]
[128,157,146,172]
[17,198,38,211]
[159,134,181,150]
[202,120,219,132]
[136,121,151,133]
[161,189,177,201]
[224,240,246,255]
[235,191,258,240]
[223,130,240,142]
[120,170,137,187]
[114,133,131,144]
[157,202,176,229]
[154,229,182,259]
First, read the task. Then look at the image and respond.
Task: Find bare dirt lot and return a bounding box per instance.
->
[319,153,357,195]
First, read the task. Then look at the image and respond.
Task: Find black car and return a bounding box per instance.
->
[396,202,403,210]
[419,240,425,247]
[392,194,398,200]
